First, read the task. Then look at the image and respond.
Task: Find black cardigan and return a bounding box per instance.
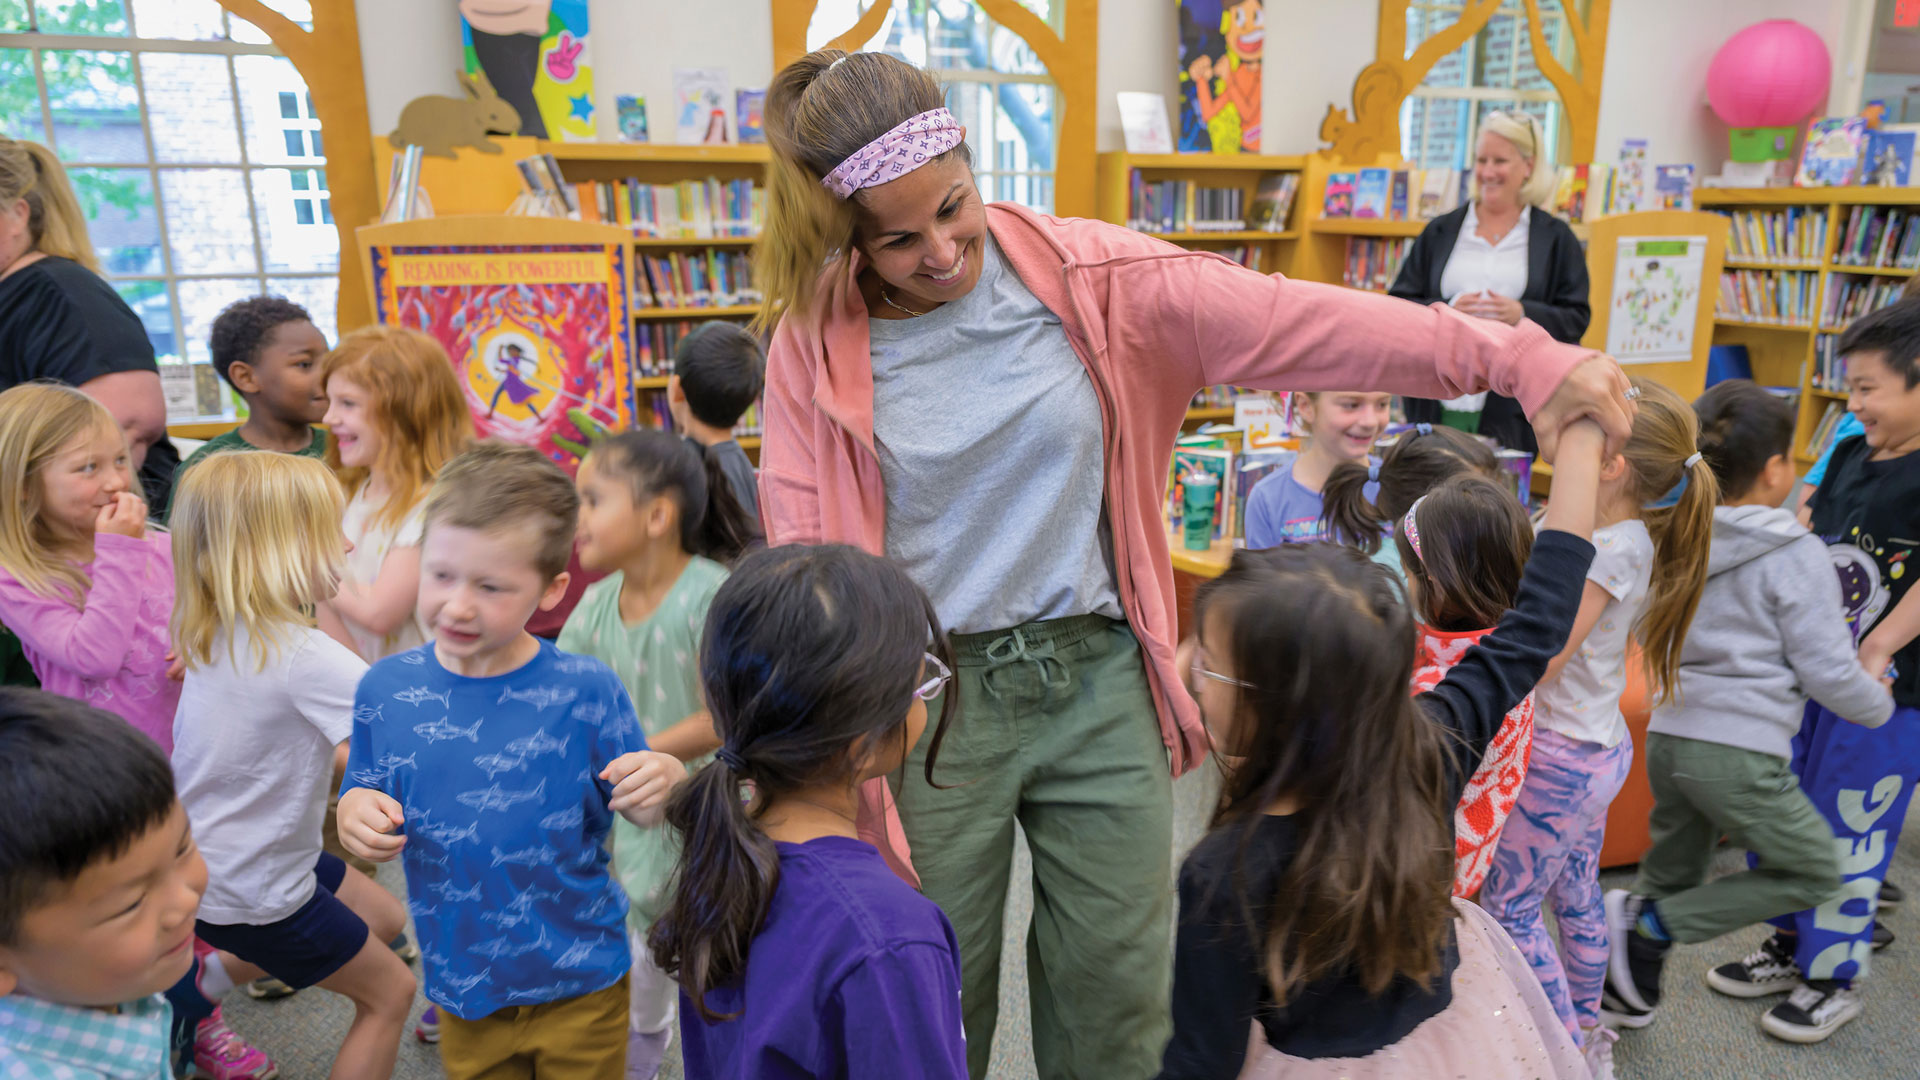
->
[1388,204,1591,454]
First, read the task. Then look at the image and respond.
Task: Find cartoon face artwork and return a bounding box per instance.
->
[1830,541,1891,648]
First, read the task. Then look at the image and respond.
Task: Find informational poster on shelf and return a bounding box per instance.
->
[367,241,636,474]
[1606,235,1707,364]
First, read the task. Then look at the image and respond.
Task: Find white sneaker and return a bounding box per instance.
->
[1761,981,1862,1044]
[1580,1025,1619,1080]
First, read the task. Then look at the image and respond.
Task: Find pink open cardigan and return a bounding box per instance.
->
[759,201,1592,884]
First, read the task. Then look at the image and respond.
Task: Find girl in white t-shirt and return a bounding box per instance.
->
[170,452,416,1079]
[315,326,473,660]
[1481,379,1715,1074]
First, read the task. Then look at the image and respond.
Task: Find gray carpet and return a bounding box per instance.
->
[221,772,1920,1079]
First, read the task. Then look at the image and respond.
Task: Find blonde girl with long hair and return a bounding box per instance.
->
[0,382,176,749]
[169,452,416,1079]
[317,325,473,660]
[1481,378,1715,1074]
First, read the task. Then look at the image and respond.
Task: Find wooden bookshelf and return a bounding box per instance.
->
[1094,152,1307,276]
[1308,217,1427,238]
[546,145,769,458]
[1697,187,1920,464]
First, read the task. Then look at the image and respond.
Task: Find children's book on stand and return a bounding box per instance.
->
[736,89,767,144]
[381,144,435,223]
[1233,392,1290,449]
[1865,124,1920,186]
[1249,173,1300,232]
[1351,169,1390,219]
[615,96,649,142]
[1794,117,1868,187]
[1116,91,1176,154]
[1654,164,1695,210]
[1616,138,1648,213]
[1322,172,1355,218]
[1168,441,1236,543]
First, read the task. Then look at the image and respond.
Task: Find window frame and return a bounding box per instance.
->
[1,10,334,364]
[1400,1,1576,171]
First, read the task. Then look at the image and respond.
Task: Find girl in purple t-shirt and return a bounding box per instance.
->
[1245,390,1391,547]
[647,544,968,1080]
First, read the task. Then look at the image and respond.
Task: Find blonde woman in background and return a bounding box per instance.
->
[1391,111,1593,454]
[0,135,179,513]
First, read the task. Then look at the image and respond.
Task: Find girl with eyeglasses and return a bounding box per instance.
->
[646,543,965,1078]
[1159,421,1605,1080]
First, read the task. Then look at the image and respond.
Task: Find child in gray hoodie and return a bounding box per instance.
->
[1600,380,1892,1032]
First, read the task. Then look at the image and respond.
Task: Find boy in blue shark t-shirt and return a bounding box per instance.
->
[338,442,687,1079]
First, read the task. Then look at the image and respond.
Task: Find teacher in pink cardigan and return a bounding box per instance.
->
[752,49,1633,1080]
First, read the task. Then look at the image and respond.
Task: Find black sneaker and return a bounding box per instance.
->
[1761,980,1862,1044]
[1706,934,1799,998]
[1879,879,1902,915]
[1872,920,1894,952]
[1602,890,1669,1019]
[390,931,419,963]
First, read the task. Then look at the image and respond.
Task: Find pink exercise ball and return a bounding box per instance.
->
[1705,19,1832,128]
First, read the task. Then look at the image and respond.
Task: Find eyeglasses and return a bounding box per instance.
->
[1189,647,1254,691]
[914,652,953,702]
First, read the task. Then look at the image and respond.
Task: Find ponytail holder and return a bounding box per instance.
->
[1643,451,1706,510]
[1415,423,1433,436]
[715,746,747,772]
[1367,462,1381,483]
[1402,494,1428,562]
[828,55,849,71]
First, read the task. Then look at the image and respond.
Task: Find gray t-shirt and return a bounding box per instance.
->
[867,234,1122,634]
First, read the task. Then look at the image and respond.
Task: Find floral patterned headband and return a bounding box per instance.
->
[821,108,966,200]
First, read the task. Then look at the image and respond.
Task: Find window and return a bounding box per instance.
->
[0,0,337,367]
[1399,1,1579,170]
[808,0,1059,212]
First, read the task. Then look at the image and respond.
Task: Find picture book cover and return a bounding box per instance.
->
[1389,170,1409,220]
[1323,172,1354,218]
[1249,173,1297,232]
[1654,164,1695,210]
[1117,91,1175,154]
[1616,138,1647,214]
[1795,117,1868,187]
[735,89,766,144]
[1417,169,1452,219]
[1352,168,1390,219]
[1866,125,1920,186]
[615,95,648,142]
[1168,445,1236,541]
[674,67,730,144]
[368,242,636,473]
[1176,0,1263,154]
[461,0,594,142]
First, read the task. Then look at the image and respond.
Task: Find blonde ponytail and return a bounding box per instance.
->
[0,137,100,273]
[1622,379,1717,704]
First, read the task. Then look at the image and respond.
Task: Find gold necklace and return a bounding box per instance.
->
[880,288,926,317]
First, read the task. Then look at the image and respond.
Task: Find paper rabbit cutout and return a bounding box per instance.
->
[389,71,523,159]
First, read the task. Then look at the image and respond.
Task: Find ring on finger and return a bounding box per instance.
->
[1623,385,1642,401]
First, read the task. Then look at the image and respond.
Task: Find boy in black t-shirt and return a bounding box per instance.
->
[1706,301,1920,1043]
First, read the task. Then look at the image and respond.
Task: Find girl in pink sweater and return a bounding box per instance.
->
[0,382,178,752]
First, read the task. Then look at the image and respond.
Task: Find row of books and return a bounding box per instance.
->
[1169,440,1297,544]
[1822,275,1905,328]
[639,392,764,440]
[635,318,752,378]
[1190,385,1246,410]
[1323,168,1463,221]
[1812,334,1849,392]
[1806,400,1853,460]
[1124,171,1298,234]
[1342,237,1411,292]
[1212,246,1269,272]
[1716,208,1829,265]
[1832,205,1920,269]
[575,177,765,238]
[1547,163,1680,221]
[1716,269,1818,327]
[635,250,760,309]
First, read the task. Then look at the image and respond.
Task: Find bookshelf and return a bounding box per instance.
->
[544,143,770,453]
[1697,187,1920,465]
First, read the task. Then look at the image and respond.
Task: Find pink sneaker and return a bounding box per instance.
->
[192,1007,279,1079]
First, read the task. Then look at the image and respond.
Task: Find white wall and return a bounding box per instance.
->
[355,0,771,142]
[1096,0,1378,154]
[354,0,1867,170]
[1594,0,1856,175]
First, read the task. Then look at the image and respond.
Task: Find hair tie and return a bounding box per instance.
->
[714,746,747,772]
[1644,475,1689,510]
[1402,494,1428,562]
[1367,462,1381,483]
[821,107,965,199]
[1683,451,1703,469]
[1415,423,1432,436]
[828,55,849,71]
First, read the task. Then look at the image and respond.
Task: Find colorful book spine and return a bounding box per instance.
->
[1340,237,1412,292]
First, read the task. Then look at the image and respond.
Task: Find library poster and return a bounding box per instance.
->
[1605,236,1707,364]
[368,242,636,473]
[461,0,595,142]
[1176,0,1263,154]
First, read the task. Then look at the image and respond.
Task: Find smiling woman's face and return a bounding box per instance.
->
[854,154,988,314]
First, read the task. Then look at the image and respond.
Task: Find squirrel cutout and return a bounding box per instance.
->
[390,71,522,159]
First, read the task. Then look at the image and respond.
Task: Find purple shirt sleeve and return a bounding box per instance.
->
[831,942,969,1079]
[0,532,149,680]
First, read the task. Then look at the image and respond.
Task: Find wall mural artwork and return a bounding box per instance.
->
[1177,0,1263,154]
[460,0,597,141]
